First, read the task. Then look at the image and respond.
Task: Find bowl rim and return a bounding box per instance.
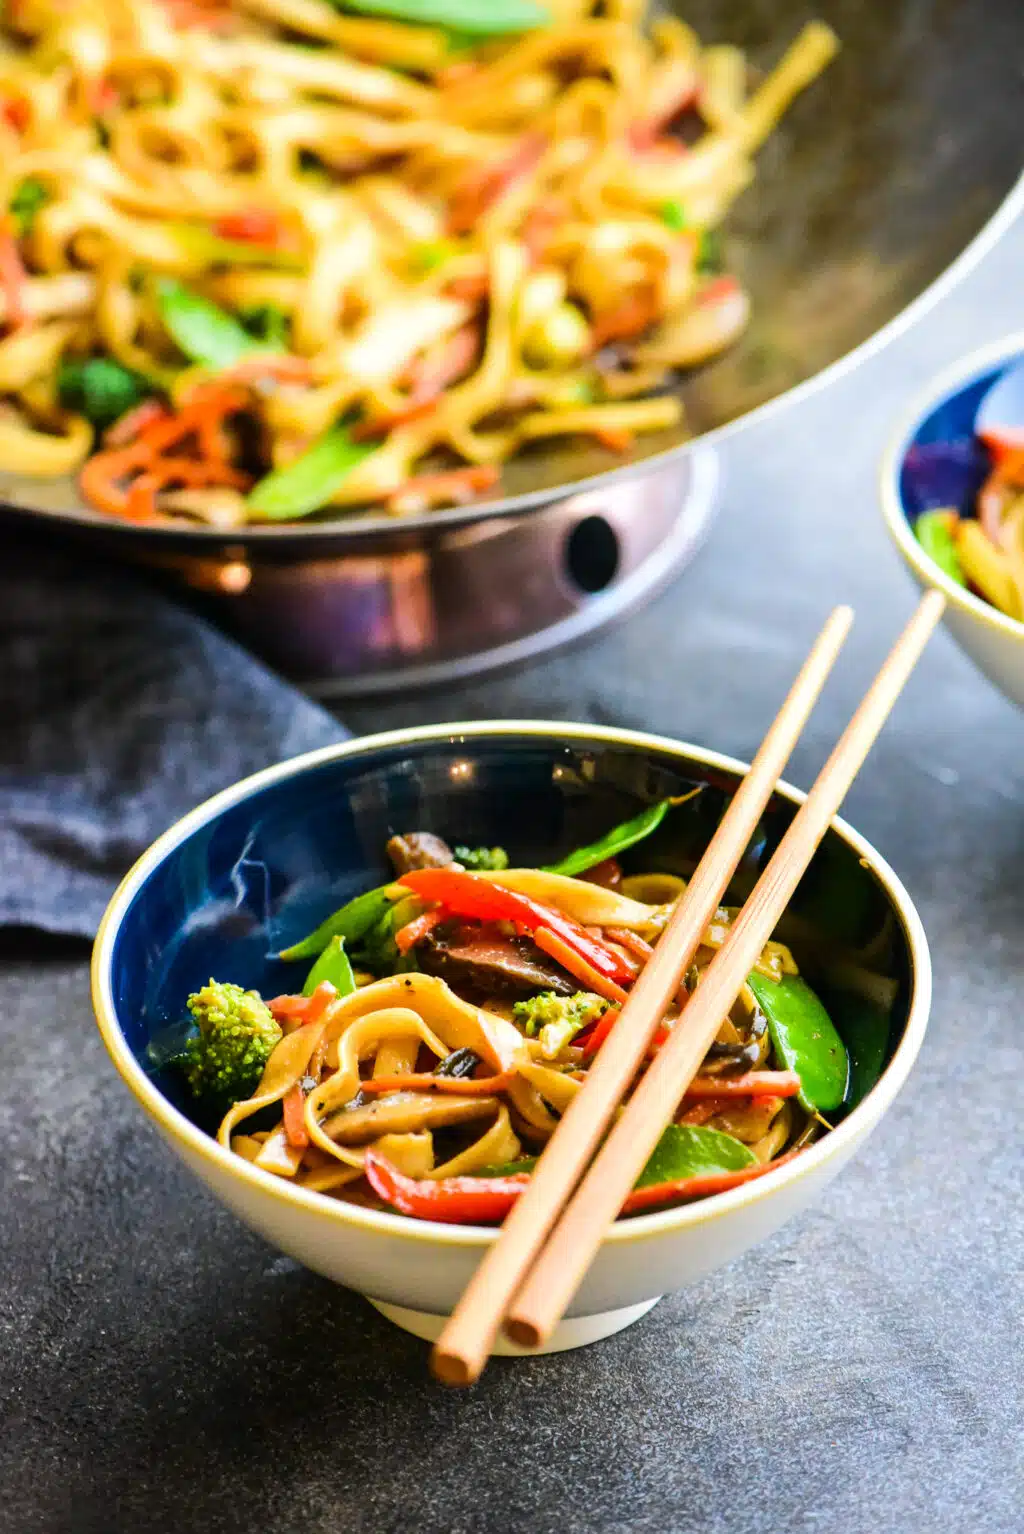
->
[880,329,1024,644]
[91,720,932,1250]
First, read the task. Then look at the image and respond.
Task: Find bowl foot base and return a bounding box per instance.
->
[365,1295,661,1355]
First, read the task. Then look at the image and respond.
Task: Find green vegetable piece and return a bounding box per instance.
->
[356,894,422,973]
[302,935,357,998]
[746,971,849,1113]
[544,792,696,878]
[180,979,282,1106]
[454,845,509,871]
[825,989,891,1111]
[278,883,401,962]
[915,509,967,587]
[247,423,376,521]
[57,357,152,430]
[9,176,48,237]
[697,228,723,274]
[635,1124,756,1187]
[157,278,262,370]
[658,198,688,232]
[474,1125,753,1186]
[327,0,551,38]
[410,238,461,275]
[238,303,291,348]
[513,990,608,1058]
[472,1156,539,1177]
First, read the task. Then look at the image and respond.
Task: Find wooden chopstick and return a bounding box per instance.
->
[429,604,854,1386]
[504,590,945,1351]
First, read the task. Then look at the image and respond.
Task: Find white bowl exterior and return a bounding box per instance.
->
[894,552,1024,708]
[94,723,931,1328]
[167,1117,859,1318]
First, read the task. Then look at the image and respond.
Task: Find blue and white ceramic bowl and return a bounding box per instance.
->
[882,334,1024,707]
[92,723,931,1356]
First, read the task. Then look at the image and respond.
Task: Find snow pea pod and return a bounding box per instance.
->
[302,935,357,998]
[278,883,402,962]
[746,972,848,1113]
[329,0,551,37]
[247,423,375,521]
[474,1125,754,1184]
[824,989,891,1110]
[544,792,697,878]
[157,279,261,370]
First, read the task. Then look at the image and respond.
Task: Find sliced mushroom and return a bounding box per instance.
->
[386,831,455,875]
[322,1089,500,1145]
[419,922,576,999]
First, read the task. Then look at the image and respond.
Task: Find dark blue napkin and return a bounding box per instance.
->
[0,532,345,938]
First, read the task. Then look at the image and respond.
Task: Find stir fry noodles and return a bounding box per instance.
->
[915,437,1024,621]
[163,806,895,1224]
[0,2,835,525]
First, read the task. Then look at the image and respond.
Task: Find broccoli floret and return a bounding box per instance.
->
[513,990,609,1059]
[180,980,282,1106]
[454,845,510,871]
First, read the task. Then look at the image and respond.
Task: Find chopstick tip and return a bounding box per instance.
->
[429,1345,478,1389]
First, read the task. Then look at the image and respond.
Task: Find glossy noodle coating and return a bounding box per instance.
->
[0,2,835,524]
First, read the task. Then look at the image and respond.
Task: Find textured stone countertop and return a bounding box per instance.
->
[4,220,1023,1534]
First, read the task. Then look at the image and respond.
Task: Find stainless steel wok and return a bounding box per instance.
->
[3,0,1022,693]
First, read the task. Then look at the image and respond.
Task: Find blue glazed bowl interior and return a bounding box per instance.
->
[108,732,914,1121]
[897,364,1008,527]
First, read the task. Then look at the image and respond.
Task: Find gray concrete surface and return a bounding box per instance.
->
[3,218,1023,1534]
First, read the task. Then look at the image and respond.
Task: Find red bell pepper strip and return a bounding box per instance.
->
[365,1149,531,1223]
[579,1005,620,1058]
[364,1147,801,1224]
[397,868,633,983]
[2,97,30,133]
[589,291,659,350]
[978,427,1024,463]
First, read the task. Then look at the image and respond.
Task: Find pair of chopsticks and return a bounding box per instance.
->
[431,591,945,1387]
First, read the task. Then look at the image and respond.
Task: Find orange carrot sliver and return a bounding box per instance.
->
[534,927,630,1005]
[395,908,446,954]
[282,1084,309,1149]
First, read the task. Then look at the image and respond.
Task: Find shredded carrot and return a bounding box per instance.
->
[268,982,337,1028]
[534,927,630,1005]
[590,292,659,349]
[358,1070,515,1097]
[448,134,546,235]
[444,272,490,303]
[79,445,149,519]
[395,908,446,955]
[592,427,635,455]
[215,208,283,246]
[103,399,169,447]
[522,197,568,266]
[219,355,312,387]
[604,928,655,961]
[2,97,30,133]
[387,464,499,515]
[282,1084,309,1149]
[676,1101,721,1126]
[404,323,480,403]
[0,216,27,330]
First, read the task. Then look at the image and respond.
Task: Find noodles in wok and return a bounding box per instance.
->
[0,1,835,525]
